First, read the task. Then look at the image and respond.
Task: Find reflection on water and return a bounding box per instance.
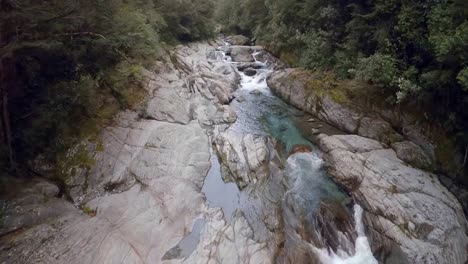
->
[162,218,207,260]
[201,149,240,220]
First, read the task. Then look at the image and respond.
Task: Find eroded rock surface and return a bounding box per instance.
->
[268,69,414,148]
[214,131,271,188]
[0,42,269,264]
[319,134,468,264]
[2,39,467,264]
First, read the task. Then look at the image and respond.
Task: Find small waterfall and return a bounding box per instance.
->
[239,70,270,91]
[312,205,378,264]
[211,39,378,263]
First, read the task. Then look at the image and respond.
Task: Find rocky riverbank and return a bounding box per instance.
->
[0,41,272,263]
[268,68,468,263]
[1,38,467,264]
[267,69,468,213]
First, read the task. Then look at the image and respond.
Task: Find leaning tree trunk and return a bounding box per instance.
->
[0,0,16,172]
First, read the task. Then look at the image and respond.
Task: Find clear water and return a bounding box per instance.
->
[194,44,378,263]
[162,218,207,260]
[201,149,240,220]
[285,152,349,217]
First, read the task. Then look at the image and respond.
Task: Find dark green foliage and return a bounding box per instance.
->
[0,0,215,171]
[216,0,468,161]
[156,0,216,42]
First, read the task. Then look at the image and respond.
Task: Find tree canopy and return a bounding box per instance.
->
[217,0,468,154]
[0,0,215,173]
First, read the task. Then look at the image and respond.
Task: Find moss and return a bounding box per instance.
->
[434,135,459,173]
[78,118,100,142]
[126,84,148,108]
[97,101,120,120]
[96,140,104,152]
[329,88,349,104]
[301,72,352,105]
[57,144,95,183]
[81,206,97,217]
[279,50,300,66]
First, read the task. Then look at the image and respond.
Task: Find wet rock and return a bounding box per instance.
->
[289,144,312,155]
[249,90,262,96]
[237,62,263,71]
[253,50,285,69]
[315,200,357,255]
[243,67,257,76]
[392,141,433,170]
[236,96,246,102]
[228,46,263,63]
[319,134,468,264]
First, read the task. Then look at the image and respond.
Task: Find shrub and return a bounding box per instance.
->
[353,53,399,87]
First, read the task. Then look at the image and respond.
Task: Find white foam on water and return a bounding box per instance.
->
[239,72,268,91]
[312,204,378,264]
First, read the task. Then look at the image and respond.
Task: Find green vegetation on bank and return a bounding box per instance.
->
[0,0,215,175]
[216,0,468,172]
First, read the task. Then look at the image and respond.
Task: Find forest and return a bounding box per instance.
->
[217,0,468,160]
[0,0,215,174]
[1,0,468,178]
[1,1,468,263]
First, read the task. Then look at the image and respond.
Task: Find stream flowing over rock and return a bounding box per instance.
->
[319,134,468,263]
[1,37,467,264]
[267,66,468,263]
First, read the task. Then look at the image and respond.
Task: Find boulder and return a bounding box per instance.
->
[226,35,251,46]
[237,62,263,71]
[402,125,436,162]
[253,50,285,69]
[243,67,257,76]
[214,131,271,188]
[357,117,404,145]
[230,46,255,62]
[392,141,433,170]
[249,90,262,96]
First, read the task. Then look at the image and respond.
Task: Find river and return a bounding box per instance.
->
[171,42,377,263]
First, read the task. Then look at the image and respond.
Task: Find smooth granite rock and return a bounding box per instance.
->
[319,134,468,264]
